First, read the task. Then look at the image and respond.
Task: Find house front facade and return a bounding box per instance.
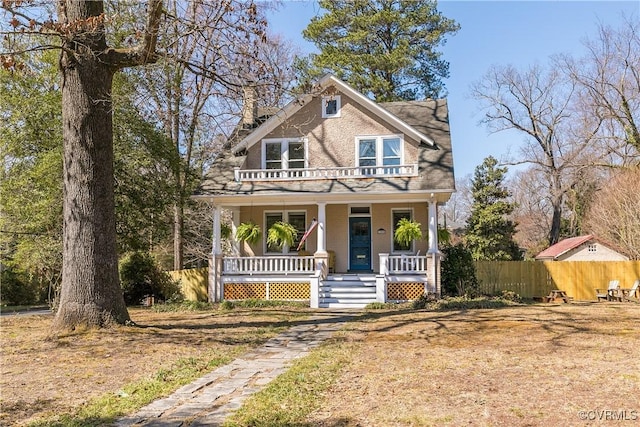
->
[195,75,455,308]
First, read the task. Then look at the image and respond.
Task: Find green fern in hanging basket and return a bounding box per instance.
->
[394,218,423,248]
[220,223,232,240]
[267,221,298,249]
[236,221,262,246]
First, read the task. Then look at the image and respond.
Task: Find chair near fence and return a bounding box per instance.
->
[620,279,639,302]
[595,280,620,302]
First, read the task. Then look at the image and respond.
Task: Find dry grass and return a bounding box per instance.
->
[1,302,639,427]
[0,306,312,426]
[306,302,640,426]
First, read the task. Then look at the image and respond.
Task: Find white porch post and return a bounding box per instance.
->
[316,202,327,253]
[427,198,441,298]
[212,205,222,256]
[231,208,240,256]
[209,205,223,302]
[314,201,328,279]
[427,199,438,254]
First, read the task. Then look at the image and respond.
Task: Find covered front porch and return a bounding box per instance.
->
[205,196,445,308]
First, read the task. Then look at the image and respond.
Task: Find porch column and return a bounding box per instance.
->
[427,198,441,298]
[231,208,240,256]
[427,199,438,254]
[315,201,328,278]
[316,201,327,253]
[212,205,222,256]
[209,205,223,302]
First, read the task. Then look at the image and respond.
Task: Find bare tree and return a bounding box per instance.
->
[0,0,266,330]
[509,168,551,257]
[561,17,640,164]
[471,64,603,245]
[584,168,640,259]
[131,4,298,269]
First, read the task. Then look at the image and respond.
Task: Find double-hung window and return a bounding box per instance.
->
[263,138,307,172]
[356,135,403,174]
[265,211,307,254]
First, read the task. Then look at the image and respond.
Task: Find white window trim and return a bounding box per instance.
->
[261,138,308,170]
[263,210,308,255]
[391,208,415,254]
[355,134,404,168]
[322,95,341,118]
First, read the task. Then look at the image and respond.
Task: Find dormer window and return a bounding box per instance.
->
[262,138,307,170]
[322,95,341,118]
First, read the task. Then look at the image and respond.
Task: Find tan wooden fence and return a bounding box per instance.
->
[169,267,208,301]
[475,261,640,300]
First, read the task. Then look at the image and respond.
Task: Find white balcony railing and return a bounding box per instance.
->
[223,256,316,275]
[386,254,427,274]
[234,164,418,182]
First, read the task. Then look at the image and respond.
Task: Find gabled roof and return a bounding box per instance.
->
[231,74,436,155]
[195,97,454,201]
[535,235,595,260]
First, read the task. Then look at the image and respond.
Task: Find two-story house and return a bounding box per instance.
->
[195,74,455,308]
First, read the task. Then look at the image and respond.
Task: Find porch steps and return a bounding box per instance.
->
[319,275,377,308]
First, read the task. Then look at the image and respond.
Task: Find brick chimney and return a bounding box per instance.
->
[241,85,258,129]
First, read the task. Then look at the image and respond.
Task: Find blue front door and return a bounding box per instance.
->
[349,217,371,271]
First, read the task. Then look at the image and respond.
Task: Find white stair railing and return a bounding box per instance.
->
[387,255,426,274]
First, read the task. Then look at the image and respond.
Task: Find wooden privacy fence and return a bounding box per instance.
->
[475,261,640,300]
[169,267,208,301]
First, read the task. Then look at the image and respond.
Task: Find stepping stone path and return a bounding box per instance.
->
[116,312,357,427]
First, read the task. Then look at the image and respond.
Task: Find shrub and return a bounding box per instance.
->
[119,252,182,305]
[441,243,479,297]
[0,267,39,306]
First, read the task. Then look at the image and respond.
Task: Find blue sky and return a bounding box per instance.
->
[264,1,639,179]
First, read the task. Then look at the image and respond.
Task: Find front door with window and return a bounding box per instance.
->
[349,217,371,271]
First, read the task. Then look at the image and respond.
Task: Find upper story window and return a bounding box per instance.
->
[588,244,597,252]
[356,135,403,172]
[262,138,307,170]
[322,95,341,118]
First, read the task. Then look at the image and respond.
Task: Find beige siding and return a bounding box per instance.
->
[237,202,430,273]
[244,86,421,170]
[558,243,629,261]
[239,205,318,256]
[326,204,349,272]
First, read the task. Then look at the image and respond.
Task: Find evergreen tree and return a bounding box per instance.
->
[465,157,521,261]
[301,0,459,101]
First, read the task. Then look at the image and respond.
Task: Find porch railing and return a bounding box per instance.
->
[234,164,418,182]
[387,254,426,274]
[222,256,316,275]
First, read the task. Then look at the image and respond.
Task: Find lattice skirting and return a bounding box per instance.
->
[223,282,310,300]
[387,282,425,300]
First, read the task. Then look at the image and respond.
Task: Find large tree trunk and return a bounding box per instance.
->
[52,2,130,330]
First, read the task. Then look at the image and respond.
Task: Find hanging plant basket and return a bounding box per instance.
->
[220,223,232,240]
[267,221,298,249]
[394,218,423,248]
[235,221,262,246]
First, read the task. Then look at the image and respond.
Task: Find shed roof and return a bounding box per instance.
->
[535,235,595,260]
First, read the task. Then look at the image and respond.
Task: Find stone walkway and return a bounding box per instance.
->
[115,311,358,427]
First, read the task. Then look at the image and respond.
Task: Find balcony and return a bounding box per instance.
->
[234,164,419,182]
